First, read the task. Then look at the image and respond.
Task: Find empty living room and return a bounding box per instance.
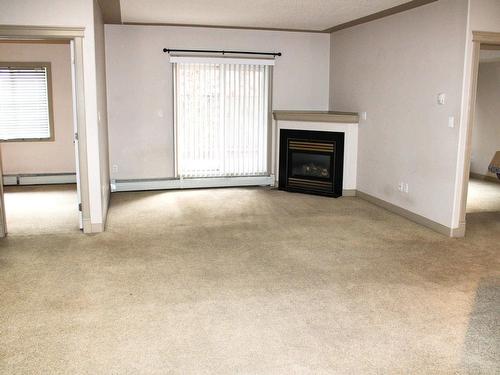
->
[0,0,499,373]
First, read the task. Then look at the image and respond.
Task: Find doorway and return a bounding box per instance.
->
[0,26,90,237]
[456,31,500,235]
[466,46,500,218]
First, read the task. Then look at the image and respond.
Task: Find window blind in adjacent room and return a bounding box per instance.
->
[173,57,271,178]
[0,65,51,141]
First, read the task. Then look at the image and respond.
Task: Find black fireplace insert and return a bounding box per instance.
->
[279,129,344,197]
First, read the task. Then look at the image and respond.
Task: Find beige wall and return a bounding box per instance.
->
[329,0,468,227]
[0,42,75,175]
[471,61,500,177]
[105,25,330,180]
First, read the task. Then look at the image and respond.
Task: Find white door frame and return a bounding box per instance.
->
[0,25,91,234]
[455,31,500,236]
[0,146,6,237]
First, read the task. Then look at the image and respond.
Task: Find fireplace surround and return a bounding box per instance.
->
[279,129,344,197]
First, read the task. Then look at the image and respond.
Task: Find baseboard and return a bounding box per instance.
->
[450,222,466,238]
[356,190,459,237]
[82,218,92,234]
[90,222,105,233]
[470,172,500,184]
[3,173,76,186]
[82,218,104,234]
[342,189,357,197]
[111,176,274,192]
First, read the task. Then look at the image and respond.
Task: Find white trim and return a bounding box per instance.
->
[169,56,275,65]
[111,176,273,192]
[0,25,84,39]
[90,222,105,233]
[272,120,359,190]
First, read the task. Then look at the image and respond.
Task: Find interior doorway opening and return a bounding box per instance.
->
[0,40,81,235]
[458,33,500,235]
[0,26,89,237]
[466,46,500,222]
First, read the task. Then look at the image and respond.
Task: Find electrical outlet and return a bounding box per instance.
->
[398,182,409,193]
[112,165,118,173]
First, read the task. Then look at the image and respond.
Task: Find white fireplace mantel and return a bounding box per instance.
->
[272,110,359,195]
[273,110,359,124]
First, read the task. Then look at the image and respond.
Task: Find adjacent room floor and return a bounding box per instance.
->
[3,184,79,235]
[0,187,499,374]
[467,178,500,213]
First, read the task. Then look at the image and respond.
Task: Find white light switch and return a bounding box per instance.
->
[448,116,455,128]
[157,110,164,118]
[437,93,446,105]
[360,112,367,121]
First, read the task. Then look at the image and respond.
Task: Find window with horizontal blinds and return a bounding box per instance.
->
[0,64,52,141]
[174,60,271,178]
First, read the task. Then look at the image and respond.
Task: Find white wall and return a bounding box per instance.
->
[469,0,500,31]
[93,0,110,222]
[0,42,75,175]
[105,25,330,180]
[329,0,468,228]
[471,62,500,177]
[0,0,110,229]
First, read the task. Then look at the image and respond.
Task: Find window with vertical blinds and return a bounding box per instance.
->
[0,64,52,141]
[173,57,271,178]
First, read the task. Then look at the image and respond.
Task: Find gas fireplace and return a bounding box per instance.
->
[279,129,344,197]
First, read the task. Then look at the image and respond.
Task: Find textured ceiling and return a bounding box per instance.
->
[119,0,413,31]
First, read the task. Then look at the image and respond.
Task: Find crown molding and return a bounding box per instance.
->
[122,22,326,34]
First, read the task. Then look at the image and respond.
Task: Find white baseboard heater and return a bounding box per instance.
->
[3,173,76,186]
[111,176,274,192]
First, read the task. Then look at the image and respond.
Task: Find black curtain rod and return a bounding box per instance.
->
[162,48,281,57]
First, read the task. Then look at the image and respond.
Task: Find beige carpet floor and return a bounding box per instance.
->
[3,184,79,235]
[0,186,499,374]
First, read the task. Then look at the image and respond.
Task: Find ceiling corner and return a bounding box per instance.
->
[97,0,122,24]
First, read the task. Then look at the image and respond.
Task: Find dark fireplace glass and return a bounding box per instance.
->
[279,129,344,197]
[290,152,331,179]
